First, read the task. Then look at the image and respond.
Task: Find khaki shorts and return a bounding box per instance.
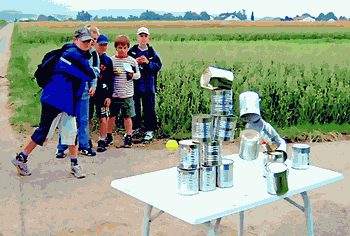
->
[46,112,77,145]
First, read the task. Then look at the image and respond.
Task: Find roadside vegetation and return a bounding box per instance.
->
[7,23,350,142]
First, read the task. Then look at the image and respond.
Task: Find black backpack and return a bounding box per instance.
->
[33,47,65,89]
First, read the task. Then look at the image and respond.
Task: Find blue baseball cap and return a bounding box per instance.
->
[74,28,93,41]
[97,34,110,44]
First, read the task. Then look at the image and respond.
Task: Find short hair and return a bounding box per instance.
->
[85,24,100,35]
[114,35,130,48]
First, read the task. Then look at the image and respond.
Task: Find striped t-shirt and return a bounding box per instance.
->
[110,55,140,98]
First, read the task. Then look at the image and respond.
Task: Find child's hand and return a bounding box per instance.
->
[140,55,149,64]
[114,68,121,76]
[104,98,111,107]
[128,72,134,79]
[136,57,143,64]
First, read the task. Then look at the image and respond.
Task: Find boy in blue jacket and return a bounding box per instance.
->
[125,27,162,141]
[12,28,98,179]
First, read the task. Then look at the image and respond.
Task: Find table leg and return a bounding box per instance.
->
[204,219,221,236]
[301,192,314,236]
[239,211,244,236]
[142,204,153,236]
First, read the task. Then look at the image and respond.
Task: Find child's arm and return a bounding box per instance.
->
[106,58,115,99]
[131,59,141,80]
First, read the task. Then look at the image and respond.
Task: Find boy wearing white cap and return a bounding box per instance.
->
[127,27,162,141]
[239,90,287,153]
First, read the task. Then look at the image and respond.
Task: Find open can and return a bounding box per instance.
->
[177,167,199,196]
[192,114,214,143]
[239,129,260,161]
[266,163,289,195]
[213,115,238,142]
[291,144,310,170]
[200,165,216,192]
[178,140,200,170]
[263,150,288,177]
[216,159,234,188]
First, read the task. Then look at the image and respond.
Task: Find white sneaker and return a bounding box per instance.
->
[144,131,153,141]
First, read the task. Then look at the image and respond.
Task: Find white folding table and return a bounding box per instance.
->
[110,153,344,236]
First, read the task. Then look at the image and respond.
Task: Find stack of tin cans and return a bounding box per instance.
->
[177,89,238,196]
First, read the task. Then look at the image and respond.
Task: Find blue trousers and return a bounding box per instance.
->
[57,98,90,151]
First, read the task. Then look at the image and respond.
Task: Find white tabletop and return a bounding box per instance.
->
[110,152,344,225]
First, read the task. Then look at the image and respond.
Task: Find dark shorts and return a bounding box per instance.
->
[109,97,136,118]
[89,96,109,119]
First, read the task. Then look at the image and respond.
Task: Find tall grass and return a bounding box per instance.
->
[7,24,350,138]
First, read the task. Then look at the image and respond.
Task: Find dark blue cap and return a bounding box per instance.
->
[97,34,110,44]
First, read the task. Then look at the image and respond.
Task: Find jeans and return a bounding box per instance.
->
[57,96,90,151]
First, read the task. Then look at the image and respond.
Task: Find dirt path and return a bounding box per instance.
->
[0,23,349,236]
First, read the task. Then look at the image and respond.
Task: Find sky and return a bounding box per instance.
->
[1,0,349,19]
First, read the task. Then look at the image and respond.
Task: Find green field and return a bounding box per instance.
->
[7,24,350,140]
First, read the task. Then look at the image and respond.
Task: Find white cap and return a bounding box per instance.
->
[137,27,150,35]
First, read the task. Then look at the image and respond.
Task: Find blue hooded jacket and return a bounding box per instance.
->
[40,43,96,116]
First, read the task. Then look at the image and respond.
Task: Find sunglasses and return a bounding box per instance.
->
[81,39,92,43]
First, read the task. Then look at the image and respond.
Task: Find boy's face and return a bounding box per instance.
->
[95,43,108,55]
[115,43,129,57]
[136,33,151,46]
[73,37,92,51]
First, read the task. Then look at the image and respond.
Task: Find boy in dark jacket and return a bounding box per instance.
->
[90,34,115,152]
[126,27,162,141]
[12,28,97,179]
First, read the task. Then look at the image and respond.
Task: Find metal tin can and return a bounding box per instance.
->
[178,140,200,170]
[192,114,214,143]
[216,159,234,188]
[177,167,199,196]
[239,90,261,119]
[239,129,260,161]
[291,144,310,170]
[263,151,288,177]
[213,115,238,142]
[266,163,289,195]
[199,165,216,191]
[202,140,222,166]
[211,90,233,116]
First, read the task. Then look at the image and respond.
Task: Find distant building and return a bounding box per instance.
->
[224,15,240,21]
[293,16,308,21]
[301,16,315,22]
[260,17,280,21]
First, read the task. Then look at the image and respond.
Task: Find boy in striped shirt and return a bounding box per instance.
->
[106,35,140,147]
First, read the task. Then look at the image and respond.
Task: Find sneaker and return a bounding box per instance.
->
[80,148,97,156]
[12,153,31,176]
[124,135,132,148]
[105,134,113,146]
[71,164,86,179]
[56,149,66,159]
[124,128,140,138]
[97,140,107,152]
[144,131,154,141]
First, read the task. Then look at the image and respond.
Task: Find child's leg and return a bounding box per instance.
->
[107,116,116,134]
[124,117,132,135]
[68,145,78,159]
[99,117,107,138]
[22,140,37,156]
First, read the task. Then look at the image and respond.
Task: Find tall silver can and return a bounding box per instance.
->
[178,140,200,170]
[216,159,234,188]
[263,151,287,177]
[211,90,233,116]
[239,129,260,161]
[213,115,238,142]
[200,165,216,191]
[266,163,289,195]
[202,140,222,166]
[291,144,310,170]
[192,114,214,143]
[177,167,199,196]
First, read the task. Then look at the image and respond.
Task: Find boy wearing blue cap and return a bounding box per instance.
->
[12,28,98,178]
[90,34,115,152]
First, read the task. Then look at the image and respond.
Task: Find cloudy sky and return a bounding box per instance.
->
[2,0,349,18]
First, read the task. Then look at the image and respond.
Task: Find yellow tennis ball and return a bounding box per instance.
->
[117,68,122,73]
[166,140,178,152]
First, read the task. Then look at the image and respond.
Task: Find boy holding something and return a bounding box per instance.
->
[92,34,114,152]
[106,35,140,147]
[127,27,162,141]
